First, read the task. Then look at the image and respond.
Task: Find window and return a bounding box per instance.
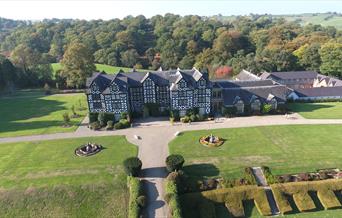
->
[179,99,188,106]
[199,79,205,86]
[93,102,102,109]
[92,94,101,100]
[198,96,205,103]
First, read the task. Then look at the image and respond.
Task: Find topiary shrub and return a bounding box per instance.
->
[89,121,101,130]
[136,195,147,208]
[62,112,70,126]
[98,112,106,127]
[89,112,99,123]
[114,119,131,129]
[123,157,142,177]
[106,120,114,130]
[180,116,190,123]
[190,114,197,122]
[166,154,185,172]
[262,104,272,114]
[223,106,237,117]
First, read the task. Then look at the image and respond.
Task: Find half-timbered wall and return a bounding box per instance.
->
[143,78,156,103]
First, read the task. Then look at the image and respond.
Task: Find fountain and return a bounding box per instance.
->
[75,142,103,156]
[199,134,224,148]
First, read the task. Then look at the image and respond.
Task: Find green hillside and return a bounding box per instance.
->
[51,63,137,75]
[216,13,342,29]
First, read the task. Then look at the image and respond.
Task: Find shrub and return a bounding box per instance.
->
[262,104,272,114]
[244,167,257,185]
[198,199,216,218]
[123,157,142,177]
[114,119,131,129]
[223,106,237,117]
[62,112,70,125]
[180,116,190,123]
[190,114,197,122]
[98,112,106,126]
[44,83,51,95]
[136,195,146,208]
[89,121,101,130]
[166,154,185,172]
[128,176,143,218]
[121,112,128,120]
[165,179,182,218]
[170,110,180,121]
[89,112,99,123]
[104,113,115,123]
[106,120,114,130]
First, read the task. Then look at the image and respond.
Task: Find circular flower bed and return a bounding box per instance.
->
[199,135,224,148]
[75,142,102,157]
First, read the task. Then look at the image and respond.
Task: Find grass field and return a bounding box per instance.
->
[169,125,342,179]
[288,102,342,119]
[0,90,87,138]
[51,63,136,75]
[0,135,137,217]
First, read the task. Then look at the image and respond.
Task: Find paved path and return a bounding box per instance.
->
[252,167,280,216]
[1,114,342,217]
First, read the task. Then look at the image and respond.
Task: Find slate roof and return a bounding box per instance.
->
[86,68,209,93]
[222,85,289,106]
[260,71,318,80]
[294,87,342,97]
[316,75,342,87]
[235,69,261,81]
[214,80,274,89]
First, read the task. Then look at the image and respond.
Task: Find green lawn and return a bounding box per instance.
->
[51,63,137,75]
[0,91,87,138]
[0,135,137,217]
[288,102,342,119]
[169,125,342,179]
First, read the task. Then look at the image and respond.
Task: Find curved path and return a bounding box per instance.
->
[1,114,342,218]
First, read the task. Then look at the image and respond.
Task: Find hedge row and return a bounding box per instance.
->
[271,179,342,214]
[180,185,272,217]
[165,180,182,218]
[128,176,144,218]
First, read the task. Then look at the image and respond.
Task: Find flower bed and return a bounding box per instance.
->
[199,135,224,148]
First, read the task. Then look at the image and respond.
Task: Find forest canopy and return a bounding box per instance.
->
[0,14,341,90]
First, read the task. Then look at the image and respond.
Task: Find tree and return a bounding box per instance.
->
[320,42,342,78]
[294,43,321,72]
[120,49,139,67]
[60,42,96,88]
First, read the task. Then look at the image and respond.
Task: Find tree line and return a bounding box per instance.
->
[0,14,341,90]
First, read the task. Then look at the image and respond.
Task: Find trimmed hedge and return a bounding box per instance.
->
[165,179,182,218]
[114,119,130,129]
[166,154,185,172]
[123,157,142,177]
[271,179,342,214]
[128,176,144,218]
[180,185,272,217]
[89,112,99,123]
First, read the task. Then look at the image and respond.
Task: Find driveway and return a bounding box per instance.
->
[1,114,342,217]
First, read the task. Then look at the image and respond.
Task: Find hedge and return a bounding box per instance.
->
[128,176,144,218]
[271,179,342,214]
[180,185,272,217]
[165,179,182,218]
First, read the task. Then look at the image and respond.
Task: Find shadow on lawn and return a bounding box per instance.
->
[288,103,334,113]
[0,96,73,134]
[183,163,220,178]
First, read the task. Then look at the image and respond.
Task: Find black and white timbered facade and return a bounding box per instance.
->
[86,68,212,118]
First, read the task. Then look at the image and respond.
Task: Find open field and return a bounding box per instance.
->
[288,102,342,119]
[169,125,342,179]
[51,63,136,75]
[0,91,87,138]
[0,135,137,217]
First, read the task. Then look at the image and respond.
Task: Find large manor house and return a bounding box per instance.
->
[86,68,342,118]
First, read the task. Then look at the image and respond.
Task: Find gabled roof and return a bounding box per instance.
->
[86,72,113,93]
[261,71,318,80]
[214,80,274,89]
[236,69,261,81]
[222,85,289,106]
[294,87,342,97]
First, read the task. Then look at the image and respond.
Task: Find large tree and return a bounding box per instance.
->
[320,42,342,78]
[61,42,96,88]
